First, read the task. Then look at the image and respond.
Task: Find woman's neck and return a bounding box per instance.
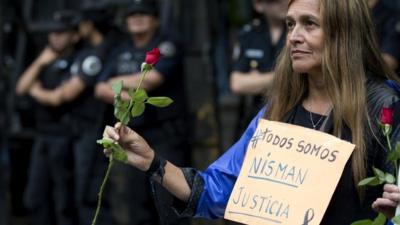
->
[303,73,332,115]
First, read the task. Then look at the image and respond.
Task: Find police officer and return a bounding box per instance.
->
[69,5,116,225]
[15,10,80,225]
[230,0,287,136]
[95,0,189,224]
[369,0,400,73]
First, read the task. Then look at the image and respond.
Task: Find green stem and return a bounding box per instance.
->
[136,69,148,93]
[128,69,148,113]
[91,156,114,225]
[92,66,150,225]
[386,133,397,180]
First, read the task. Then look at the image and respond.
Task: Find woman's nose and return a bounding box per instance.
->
[288,26,304,45]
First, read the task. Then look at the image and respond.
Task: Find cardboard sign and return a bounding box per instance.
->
[224,119,355,225]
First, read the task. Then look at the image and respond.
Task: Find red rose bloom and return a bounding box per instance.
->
[380,107,393,125]
[145,48,161,66]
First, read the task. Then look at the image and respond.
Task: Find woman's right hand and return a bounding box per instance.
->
[103,122,155,171]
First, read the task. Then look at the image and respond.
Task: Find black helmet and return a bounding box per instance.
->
[125,0,159,17]
[47,10,80,32]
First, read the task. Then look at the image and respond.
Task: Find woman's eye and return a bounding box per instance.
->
[305,20,317,28]
[286,21,295,29]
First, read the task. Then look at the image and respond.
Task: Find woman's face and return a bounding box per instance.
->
[286,0,323,75]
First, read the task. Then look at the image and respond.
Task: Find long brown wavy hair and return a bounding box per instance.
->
[267,0,398,194]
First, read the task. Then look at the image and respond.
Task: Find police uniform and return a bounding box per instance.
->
[372,1,400,74]
[69,38,114,225]
[24,52,76,225]
[232,18,285,135]
[99,32,189,225]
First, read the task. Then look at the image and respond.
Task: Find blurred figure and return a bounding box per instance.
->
[230,0,287,135]
[95,0,189,224]
[70,5,116,225]
[15,10,80,225]
[369,0,400,73]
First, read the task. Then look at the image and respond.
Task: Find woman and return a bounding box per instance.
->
[103,0,400,223]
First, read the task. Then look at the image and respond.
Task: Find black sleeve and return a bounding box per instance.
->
[170,168,205,217]
[232,35,250,73]
[154,40,183,81]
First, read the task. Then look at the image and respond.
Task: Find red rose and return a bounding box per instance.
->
[145,48,161,66]
[380,107,393,125]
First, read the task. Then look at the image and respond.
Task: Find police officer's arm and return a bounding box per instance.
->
[230,70,274,95]
[29,81,63,106]
[107,70,164,92]
[28,76,86,107]
[95,81,131,104]
[16,47,59,96]
[94,52,136,104]
[96,71,163,104]
[103,123,192,202]
[95,82,115,104]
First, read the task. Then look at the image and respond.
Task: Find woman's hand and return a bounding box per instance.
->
[103,122,155,171]
[372,184,400,219]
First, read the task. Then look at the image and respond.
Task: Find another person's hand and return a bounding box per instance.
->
[36,47,59,67]
[103,123,155,171]
[372,184,400,219]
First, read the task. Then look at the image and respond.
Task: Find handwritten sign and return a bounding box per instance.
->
[224,119,355,225]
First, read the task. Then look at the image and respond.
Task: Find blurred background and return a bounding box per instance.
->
[0,0,399,225]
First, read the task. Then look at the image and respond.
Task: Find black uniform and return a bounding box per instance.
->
[372,1,400,74]
[69,39,113,225]
[232,18,285,135]
[98,32,189,225]
[24,53,76,225]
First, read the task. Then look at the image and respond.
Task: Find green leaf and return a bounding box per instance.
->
[112,80,123,96]
[96,138,128,164]
[385,173,396,184]
[146,97,173,107]
[396,142,400,153]
[128,88,135,99]
[115,107,130,125]
[113,94,130,125]
[392,215,400,224]
[110,143,128,164]
[395,142,400,160]
[132,89,148,102]
[372,213,387,225]
[387,150,399,163]
[358,176,381,186]
[387,143,400,166]
[373,167,386,182]
[131,102,145,118]
[351,219,373,225]
[96,138,114,148]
